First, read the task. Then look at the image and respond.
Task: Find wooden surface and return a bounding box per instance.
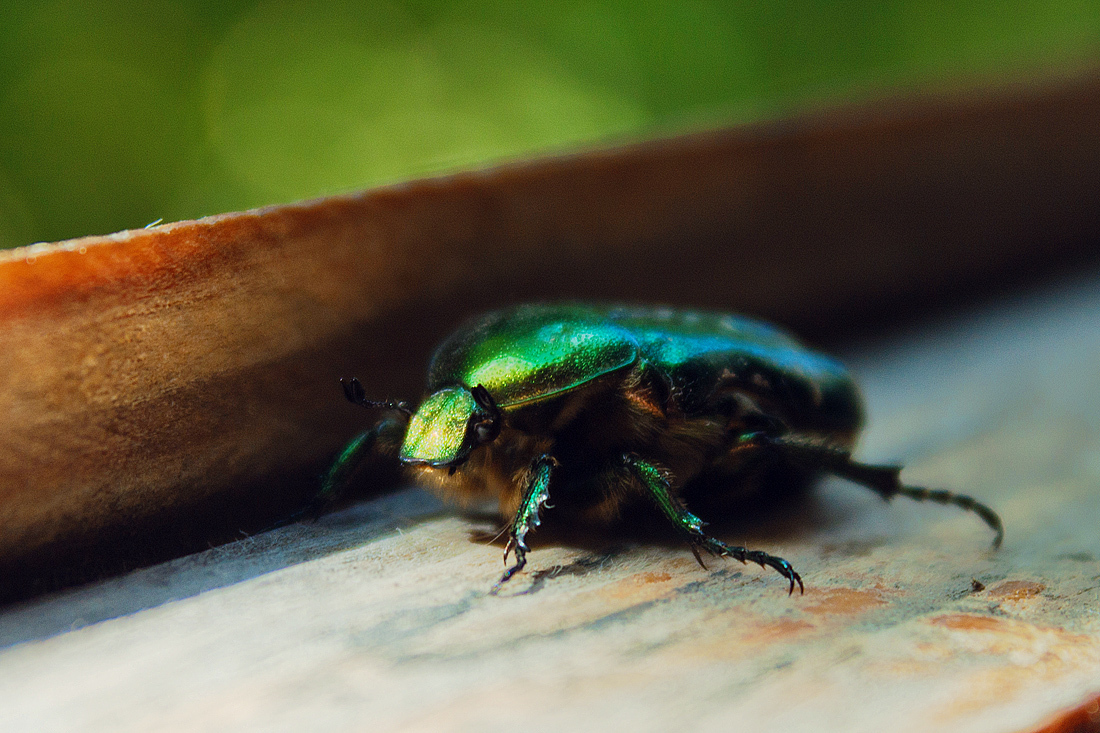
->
[3,71,1100,601]
[1,274,1098,732]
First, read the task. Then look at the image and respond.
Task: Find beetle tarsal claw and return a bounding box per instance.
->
[492,547,528,594]
[689,544,708,569]
[697,536,803,595]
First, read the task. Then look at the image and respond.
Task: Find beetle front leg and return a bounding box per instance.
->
[493,455,558,592]
[621,453,804,595]
[259,414,405,533]
[311,413,407,515]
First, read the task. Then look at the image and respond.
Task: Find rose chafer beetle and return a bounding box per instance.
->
[320,303,1003,594]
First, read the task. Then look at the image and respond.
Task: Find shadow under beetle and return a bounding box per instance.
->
[319,303,1003,594]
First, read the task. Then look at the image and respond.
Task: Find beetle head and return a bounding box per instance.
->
[400,383,502,467]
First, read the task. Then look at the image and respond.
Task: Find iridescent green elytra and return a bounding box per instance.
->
[324,303,1003,593]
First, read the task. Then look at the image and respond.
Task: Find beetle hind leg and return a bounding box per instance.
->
[767,435,1004,547]
[892,484,1004,547]
[844,462,1004,548]
[621,453,803,595]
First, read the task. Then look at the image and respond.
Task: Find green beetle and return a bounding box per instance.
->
[321,303,1002,593]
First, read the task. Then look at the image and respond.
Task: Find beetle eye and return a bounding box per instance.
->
[474,419,500,444]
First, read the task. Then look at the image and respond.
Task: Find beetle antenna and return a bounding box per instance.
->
[340,377,412,416]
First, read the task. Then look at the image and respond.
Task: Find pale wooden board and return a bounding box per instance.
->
[1,275,1098,732]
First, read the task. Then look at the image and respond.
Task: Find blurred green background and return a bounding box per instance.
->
[1,0,1098,250]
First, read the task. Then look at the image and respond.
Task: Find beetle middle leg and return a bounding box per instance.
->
[621,453,804,595]
[493,454,558,592]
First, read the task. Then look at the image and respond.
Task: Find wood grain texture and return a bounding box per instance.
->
[0,273,1097,732]
[2,71,1100,599]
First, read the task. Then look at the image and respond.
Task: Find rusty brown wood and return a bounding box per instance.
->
[2,71,1100,599]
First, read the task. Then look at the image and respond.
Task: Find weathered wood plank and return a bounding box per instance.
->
[0,274,1097,732]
